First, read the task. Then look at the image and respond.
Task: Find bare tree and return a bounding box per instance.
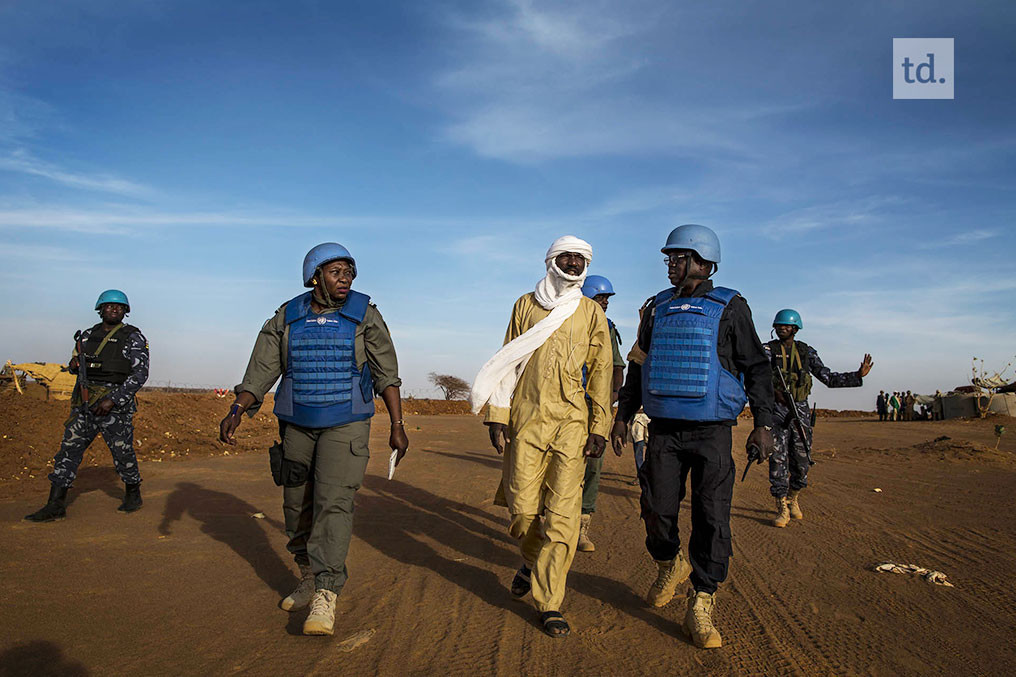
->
[428,372,470,400]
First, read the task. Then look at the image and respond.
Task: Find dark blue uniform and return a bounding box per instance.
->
[764,340,860,498]
[50,327,149,487]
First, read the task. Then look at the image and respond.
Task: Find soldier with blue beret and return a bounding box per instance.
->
[24,289,150,522]
[219,243,409,636]
[765,309,873,527]
[611,225,775,649]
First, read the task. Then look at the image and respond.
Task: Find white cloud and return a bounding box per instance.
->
[0,150,152,196]
[919,228,1001,249]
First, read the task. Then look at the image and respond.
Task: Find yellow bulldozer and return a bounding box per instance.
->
[1,360,77,400]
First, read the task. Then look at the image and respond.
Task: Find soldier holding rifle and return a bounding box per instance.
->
[766,309,872,528]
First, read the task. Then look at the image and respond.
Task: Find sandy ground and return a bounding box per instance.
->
[1,413,1015,676]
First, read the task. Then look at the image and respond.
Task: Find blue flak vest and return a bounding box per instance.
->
[273,290,376,429]
[642,286,748,422]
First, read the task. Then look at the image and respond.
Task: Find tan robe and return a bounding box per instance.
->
[486,292,612,611]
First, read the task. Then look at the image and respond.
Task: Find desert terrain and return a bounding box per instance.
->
[1,390,1015,676]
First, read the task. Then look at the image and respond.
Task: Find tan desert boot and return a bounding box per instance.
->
[577,514,595,552]
[646,551,693,607]
[682,589,722,649]
[280,563,315,612]
[303,589,338,636]
[772,496,790,528]
[787,489,804,520]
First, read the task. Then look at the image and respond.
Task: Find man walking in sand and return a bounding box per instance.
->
[471,235,612,638]
[219,242,409,636]
[765,309,872,528]
[611,224,775,650]
[24,290,149,522]
[576,274,626,553]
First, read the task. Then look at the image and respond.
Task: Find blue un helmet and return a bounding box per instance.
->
[581,275,615,299]
[302,243,357,287]
[773,308,803,329]
[94,289,130,312]
[661,224,721,263]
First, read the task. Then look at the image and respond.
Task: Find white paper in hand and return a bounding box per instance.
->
[387,449,398,480]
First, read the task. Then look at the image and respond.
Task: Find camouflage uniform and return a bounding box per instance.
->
[49,327,149,487]
[764,340,860,497]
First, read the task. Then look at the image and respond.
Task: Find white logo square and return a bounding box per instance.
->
[893,38,954,99]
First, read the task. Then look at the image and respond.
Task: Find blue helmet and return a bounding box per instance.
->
[661,224,721,263]
[302,243,356,288]
[773,308,803,329]
[95,289,130,312]
[581,275,615,299]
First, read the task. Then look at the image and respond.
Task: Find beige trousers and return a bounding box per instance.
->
[506,441,584,613]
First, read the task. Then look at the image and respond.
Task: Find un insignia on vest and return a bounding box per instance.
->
[316,316,328,325]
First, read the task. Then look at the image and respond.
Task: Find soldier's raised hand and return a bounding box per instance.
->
[858,354,874,378]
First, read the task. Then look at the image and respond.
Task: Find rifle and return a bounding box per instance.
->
[73,330,92,416]
[740,443,762,482]
[774,366,815,466]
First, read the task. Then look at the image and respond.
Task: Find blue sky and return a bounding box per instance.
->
[1,0,1013,409]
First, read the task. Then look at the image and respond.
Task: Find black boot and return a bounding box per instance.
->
[24,485,68,522]
[118,483,143,513]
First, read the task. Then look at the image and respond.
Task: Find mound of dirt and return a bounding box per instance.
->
[859,433,1015,466]
[0,391,478,484]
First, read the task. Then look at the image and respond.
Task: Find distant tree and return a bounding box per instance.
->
[428,372,470,400]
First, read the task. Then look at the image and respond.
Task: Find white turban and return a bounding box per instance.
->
[534,235,593,310]
[470,235,593,413]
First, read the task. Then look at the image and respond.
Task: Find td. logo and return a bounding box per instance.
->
[893,38,954,99]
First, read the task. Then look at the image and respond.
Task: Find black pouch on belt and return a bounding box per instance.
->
[268,421,287,487]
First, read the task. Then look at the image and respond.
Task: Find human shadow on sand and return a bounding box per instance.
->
[354,477,684,638]
[158,482,295,598]
[0,640,89,676]
[65,466,122,508]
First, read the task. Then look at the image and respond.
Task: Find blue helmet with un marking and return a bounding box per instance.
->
[95,289,130,312]
[302,243,357,287]
[581,275,615,299]
[661,224,721,263]
[773,308,803,329]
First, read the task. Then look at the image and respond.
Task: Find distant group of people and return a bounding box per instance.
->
[876,390,941,421]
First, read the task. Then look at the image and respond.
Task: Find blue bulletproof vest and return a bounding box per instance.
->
[642,286,748,422]
[273,290,376,429]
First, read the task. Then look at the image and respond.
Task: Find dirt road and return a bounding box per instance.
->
[2,415,1015,676]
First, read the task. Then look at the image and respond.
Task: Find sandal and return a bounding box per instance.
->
[540,611,570,638]
[510,565,532,599]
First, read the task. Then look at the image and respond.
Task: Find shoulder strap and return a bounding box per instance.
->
[338,290,371,324]
[93,324,126,356]
[283,292,313,325]
[705,286,739,306]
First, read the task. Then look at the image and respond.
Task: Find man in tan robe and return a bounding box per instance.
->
[472,235,613,637]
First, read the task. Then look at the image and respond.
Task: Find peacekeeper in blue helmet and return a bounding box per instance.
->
[766,310,873,528]
[610,225,775,650]
[575,274,625,553]
[219,242,409,637]
[24,290,150,522]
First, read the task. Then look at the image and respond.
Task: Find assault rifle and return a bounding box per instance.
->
[774,366,815,466]
[73,330,92,416]
[740,443,763,482]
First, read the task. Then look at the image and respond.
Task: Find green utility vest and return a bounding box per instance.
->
[772,340,813,403]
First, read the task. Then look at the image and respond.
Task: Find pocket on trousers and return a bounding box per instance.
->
[350,439,370,458]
